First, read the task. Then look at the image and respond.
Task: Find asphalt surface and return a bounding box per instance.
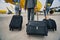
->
[0,12,60,40]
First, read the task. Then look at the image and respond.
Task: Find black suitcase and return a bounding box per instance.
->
[9,15,23,31]
[26,13,48,36]
[43,19,57,31]
[26,21,48,36]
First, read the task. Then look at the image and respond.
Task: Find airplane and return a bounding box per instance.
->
[0,1,15,14]
[0,0,60,14]
[0,10,7,14]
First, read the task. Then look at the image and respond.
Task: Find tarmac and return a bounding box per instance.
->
[0,12,60,40]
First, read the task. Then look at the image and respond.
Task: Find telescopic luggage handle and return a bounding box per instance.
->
[35,8,39,21]
[36,12,39,21]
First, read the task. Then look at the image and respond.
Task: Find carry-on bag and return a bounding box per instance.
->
[43,19,57,31]
[9,15,23,31]
[26,12,48,36]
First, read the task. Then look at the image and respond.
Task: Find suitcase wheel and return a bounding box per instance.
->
[52,28,54,31]
[18,28,21,31]
[9,27,14,31]
[55,27,57,31]
[52,28,56,31]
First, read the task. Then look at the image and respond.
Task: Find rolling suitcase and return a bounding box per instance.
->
[43,19,57,31]
[9,15,23,31]
[26,13,48,36]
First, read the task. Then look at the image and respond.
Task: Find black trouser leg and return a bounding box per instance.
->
[28,8,31,22]
[19,10,21,15]
[30,8,34,21]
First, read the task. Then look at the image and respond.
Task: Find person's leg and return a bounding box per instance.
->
[45,10,48,19]
[30,8,34,21]
[45,7,50,19]
[26,8,31,25]
[19,10,21,15]
[46,7,50,15]
[28,8,31,22]
[44,10,47,19]
[15,11,18,15]
[46,7,50,19]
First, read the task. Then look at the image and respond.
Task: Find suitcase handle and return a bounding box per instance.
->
[36,12,39,21]
[35,10,43,21]
[35,8,40,21]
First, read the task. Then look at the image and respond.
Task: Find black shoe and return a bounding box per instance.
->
[26,21,30,26]
[26,23,28,26]
[26,22,29,26]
